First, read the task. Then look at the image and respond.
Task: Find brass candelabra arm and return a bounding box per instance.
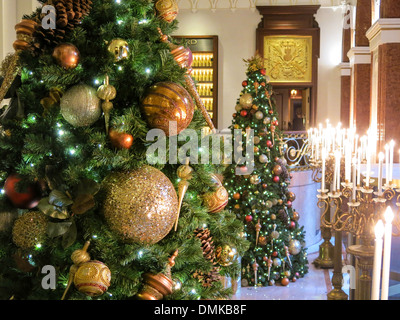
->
[311,163,322,183]
[317,196,330,228]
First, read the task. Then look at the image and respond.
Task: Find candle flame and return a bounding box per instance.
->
[375,220,385,239]
[384,206,394,224]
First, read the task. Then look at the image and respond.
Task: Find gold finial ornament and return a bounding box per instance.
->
[97,75,117,134]
[175,158,193,231]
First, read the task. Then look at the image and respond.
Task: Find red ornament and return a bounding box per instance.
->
[242,81,248,87]
[281,277,290,286]
[273,176,280,183]
[260,69,266,75]
[233,193,241,200]
[269,110,273,115]
[109,129,134,149]
[287,201,292,208]
[240,110,248,117]
[4,174,41,209]
[266,140,273,148]
[272,251,278,257]
[52,43,80,70]
[289,221,296,229]
[262,183,268,189]
[291,277,297,283]
[245,215,253,222]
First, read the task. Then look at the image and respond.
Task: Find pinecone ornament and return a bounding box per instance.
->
[33,0,93,54]
[193,228,221,287]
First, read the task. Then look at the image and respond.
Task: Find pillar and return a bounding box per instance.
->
[366,0,400,152]
[340,4,352,127]
[348,0,371,136]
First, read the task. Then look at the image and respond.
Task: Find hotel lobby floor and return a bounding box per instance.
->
[231,252,332,300]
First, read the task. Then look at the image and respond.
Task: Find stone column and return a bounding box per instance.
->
[348,0,371,136]
[340,4,352,127]
[366,1,400,151]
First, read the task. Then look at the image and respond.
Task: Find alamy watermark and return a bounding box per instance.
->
[145,122,255,175]
[41,5,56,30]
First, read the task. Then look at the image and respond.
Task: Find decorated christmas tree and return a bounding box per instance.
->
[224,56,308,287]
[0,0,248,300]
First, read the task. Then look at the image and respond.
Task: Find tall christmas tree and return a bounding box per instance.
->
[224,56,308,287]
[0,0,248,300]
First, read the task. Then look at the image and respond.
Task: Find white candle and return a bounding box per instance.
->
[357,147,361,186]
[321,148,326,191]
[381,206,394,300]
[371,220,385,300]
[352,157,357,201]
[366,148,371,187]
[336,152,341,191]
[389,140,394,183]
[385,144,389,185]
[333,151,338,192]
[345,141,351,182]
[378,152,384,196]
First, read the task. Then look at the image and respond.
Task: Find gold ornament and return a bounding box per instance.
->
[155,0,179,23]
[97,75,117,134]
[107,38,130,61]
[60,84,102,127]
[255,219,261,246]
[136,250,178,300]
[74,260,111,297]
[203,174,228,213]
[289,239,302,255]
[158,29,216,133]
[215,245,238,267]
[141,81,195,136]
[12,211,48,250]
[239,93,253,109]
[61,241,92,300]
[52,43,80,70]
[175,159,193,231]
[102,165,178,244]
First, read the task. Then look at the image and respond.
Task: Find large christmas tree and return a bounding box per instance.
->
[224,56,308,287]
[0,0,248,300]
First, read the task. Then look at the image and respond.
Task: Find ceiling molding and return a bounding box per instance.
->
[177,0,354,13]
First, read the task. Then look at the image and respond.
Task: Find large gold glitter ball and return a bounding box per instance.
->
[215,245,238,267]
[12,211,48,250]
[239,93,253,109]
[60,84,102,127]
[102,165,178,244]
[141,82,194,137]
[155,0,179,23]
[74,260,111,297]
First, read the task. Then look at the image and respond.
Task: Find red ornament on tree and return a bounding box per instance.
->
[273,176,280,183]
[262,183,268,189]
[272,251,278,257]
[266,140,273,148]
[109,129,134,149]
[281,277,290,286]
[240,110,248,117]
[4,174,41,209]
[242,81,248,87]
[287,201,292,208]
[260,69,266,75]
[233,193,241,200]
[289,221,296,229]
[269,110,273,115]
[245,215,253,222]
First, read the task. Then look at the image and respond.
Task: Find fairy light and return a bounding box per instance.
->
[138,250,143,258]
[138,19,148,24]
[145,68,151,74]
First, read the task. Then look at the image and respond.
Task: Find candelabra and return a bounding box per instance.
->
[317,173,397,300]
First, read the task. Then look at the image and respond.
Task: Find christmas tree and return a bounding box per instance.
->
[224,56,308,287]
[0,0,248,300]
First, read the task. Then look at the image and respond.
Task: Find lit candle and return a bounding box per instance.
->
[357,147,361,186]
[321,148,326,191]
[371,220,385,300]
[381,206,394,300]
[378,152,384,196]
[352,157,357,201]
[336,151,341,191]
[385,144,389,186]
[389,140,394,183]
[332,151,338,192]
[366,147,371,188]
[345,141,351,182]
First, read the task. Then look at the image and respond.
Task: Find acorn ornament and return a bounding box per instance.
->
[175,158,193,231]
[203,174,229,213]
[155,0,179,23]
[97,75,117,134]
